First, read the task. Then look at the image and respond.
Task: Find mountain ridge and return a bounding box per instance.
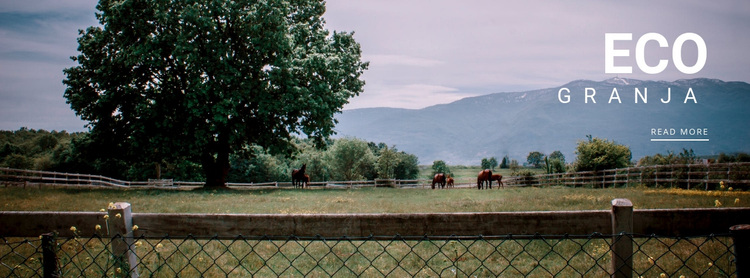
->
[334,78,750,165]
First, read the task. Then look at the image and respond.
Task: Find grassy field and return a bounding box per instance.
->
[1,186,747,214]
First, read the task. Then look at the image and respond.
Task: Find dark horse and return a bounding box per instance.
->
[491,174,504,188]
[432,173,446,189]
[477,169,492,189]
[292,164,307,188]
[446,175,454,188]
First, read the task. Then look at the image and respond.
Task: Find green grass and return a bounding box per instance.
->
[2,186,744,277]
[1,186,747,214]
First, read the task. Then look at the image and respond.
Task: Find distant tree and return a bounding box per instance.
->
[63,0,368,187]
[393,152,419,180]
[575,136,631,171]
[326,138,375,181]
[481,158,491,169]
[500,156,509,169]
[489,157,498,170]
[509,159,520,174]
[431,160,451,177]
[376,145,399,179]
[549,151,566,164]
[527,151,545,168]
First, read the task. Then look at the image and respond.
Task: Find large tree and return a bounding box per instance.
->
[63,0,368,187]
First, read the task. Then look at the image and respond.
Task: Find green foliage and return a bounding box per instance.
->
[638,149,698,166]
[0,128,81,171]
[489,157,498,170]
[574,136,632,172]
[63,0,368,187]
[527,151,544,168]
[376,145,399,179]
[500,155,509,169]
[326,138,375,181]
[509,159,520,174]
[393,152,419,180]
[480,158,490,169]
[431,160,452,177]
[549,151,566,164]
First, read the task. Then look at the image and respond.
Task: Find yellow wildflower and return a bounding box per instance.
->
[132,225,139,231]
[70,226,77,232]
[708,262,713,267]
[103,215,109,220]
[116,268,122,273]
[680,275,686,278]
[99,208,105,212]
[108,202,116,209]
[115,213,122,219]
[95,225,101,231]
[715,200,722,207]
[156,243,163,249]
[736,198,741,205]
[660,273,666,278]
[648,257,655,264]
[135,241,142,247]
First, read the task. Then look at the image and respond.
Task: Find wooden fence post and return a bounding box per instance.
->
[41,233,59,278]
[108,202,139,278]
[611,198,633,278]
[731,224,750,278]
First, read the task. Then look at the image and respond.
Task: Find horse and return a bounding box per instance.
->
[477,169,492,189]
[491,174,504,188]
[446,175,454,188]
[292,164,307,188]
[432,173,446,189]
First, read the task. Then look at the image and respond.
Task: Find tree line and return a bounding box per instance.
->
[0,129,419,183]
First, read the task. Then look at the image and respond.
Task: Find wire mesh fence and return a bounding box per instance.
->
[1,233,737,277]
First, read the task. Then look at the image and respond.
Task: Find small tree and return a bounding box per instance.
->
[431,160,451,177]
[376,145,400,179]
[480,158,491,169]
[500,156,509,169]
[327,138,375,181]
[509,159,520,174]
[393,152,419,180]
[489,157,498,170]
[574,136,632,172]
[527,151,545,168]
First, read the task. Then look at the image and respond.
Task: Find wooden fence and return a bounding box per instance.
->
[1,200,749,277]
[2,162,750,190]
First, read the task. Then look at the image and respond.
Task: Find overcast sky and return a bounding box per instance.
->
[1,1,749,132]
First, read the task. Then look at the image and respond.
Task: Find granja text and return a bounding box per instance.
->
[557,87,697,104]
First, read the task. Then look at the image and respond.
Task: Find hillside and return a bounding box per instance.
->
[334,78,750,165]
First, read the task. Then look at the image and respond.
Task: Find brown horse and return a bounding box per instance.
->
[432,173,446,189]
[477,169,492,189]
[491,174,504,188]
[446,175,454,188]
[292,164,307,188]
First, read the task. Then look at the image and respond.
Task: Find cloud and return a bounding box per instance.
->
[365,54,444,67]
[345,83,473,110]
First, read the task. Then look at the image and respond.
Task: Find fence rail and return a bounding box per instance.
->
[1,201,749,277]
[2,162,750,190]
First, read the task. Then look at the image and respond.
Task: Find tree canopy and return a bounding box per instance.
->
[574,136,632,172]
[63,0,368,187]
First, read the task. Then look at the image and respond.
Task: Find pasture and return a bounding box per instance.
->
[1,186,746,214]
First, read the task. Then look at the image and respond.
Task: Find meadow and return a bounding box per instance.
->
[1,185,746,214]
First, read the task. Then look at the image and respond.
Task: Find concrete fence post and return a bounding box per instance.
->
[731,224,750,278]
[108,202,139,278]
[611,198,634,278]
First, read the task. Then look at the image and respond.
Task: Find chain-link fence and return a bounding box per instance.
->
[1,233,737,277]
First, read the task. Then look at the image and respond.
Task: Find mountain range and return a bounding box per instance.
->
[333,78,750,165]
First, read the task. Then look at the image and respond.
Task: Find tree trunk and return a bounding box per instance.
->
[202,134,231,188]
